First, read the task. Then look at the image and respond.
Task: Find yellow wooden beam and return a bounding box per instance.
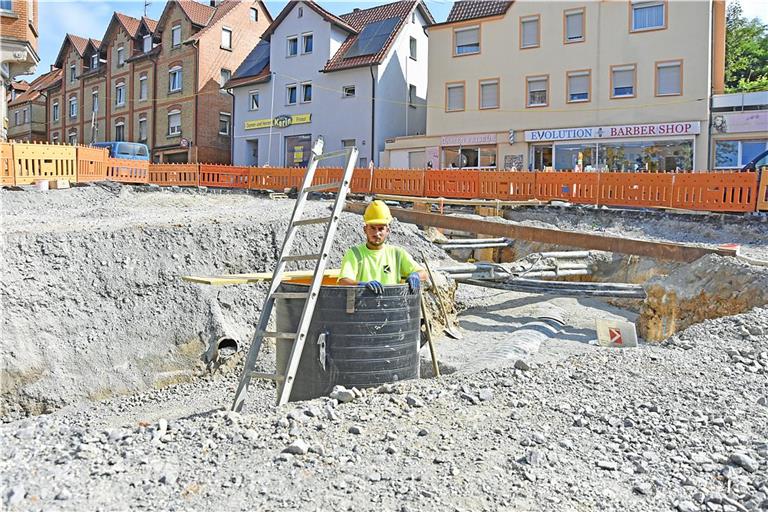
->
[182,269,341,286]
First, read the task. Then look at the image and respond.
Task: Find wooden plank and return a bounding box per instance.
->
[374,193,543,207]
[183,269,341,286]
[344,202,738,263]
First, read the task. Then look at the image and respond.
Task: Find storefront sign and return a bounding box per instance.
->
[712,112,768,134]
[524,122,701,142]
[440,133,497,147]
[245,113,312,130]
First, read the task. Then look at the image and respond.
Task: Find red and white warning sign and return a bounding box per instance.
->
[596,319,638,348]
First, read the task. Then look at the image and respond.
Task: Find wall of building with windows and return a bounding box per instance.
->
[383,0,723,171]
[711,91,768,170]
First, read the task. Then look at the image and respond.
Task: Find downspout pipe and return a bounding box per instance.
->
[369,64,375,165]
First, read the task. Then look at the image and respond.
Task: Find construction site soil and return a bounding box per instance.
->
[1,184,767,511]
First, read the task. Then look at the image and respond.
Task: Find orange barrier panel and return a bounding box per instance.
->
[1,143,14,186]
[671,171,758,212]
[372,169,425,196]
[149,163,199,187]
[350,168,373,194]
[423,170,479,199]
[477,171,536,201]
[535,172,600,203]
[106,158,149,184]
[199,164,249,189]
[248,167,295,191]
[599,172,674,209]
[77,146,108,183]
[12,142,77,184]
[758,171,768,212]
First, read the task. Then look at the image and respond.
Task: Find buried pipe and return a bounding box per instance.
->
[440,243,510,249]
[437,238,508,245]
[205,336,241,372]
[537,251,591,259]
[518,269,592,278]
[457,278,646,298]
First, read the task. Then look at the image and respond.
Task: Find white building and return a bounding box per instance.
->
[227,0,433,167]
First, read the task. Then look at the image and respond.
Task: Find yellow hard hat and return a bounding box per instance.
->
[363,200,393,225]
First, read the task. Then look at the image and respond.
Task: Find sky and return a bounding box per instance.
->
[27,0,768,81]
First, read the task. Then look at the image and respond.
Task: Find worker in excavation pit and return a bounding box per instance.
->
[337,200,428,295]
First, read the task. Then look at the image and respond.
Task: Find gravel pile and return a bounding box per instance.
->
[2,306,765,511]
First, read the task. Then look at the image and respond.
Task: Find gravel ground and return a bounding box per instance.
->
[0,307,765,511]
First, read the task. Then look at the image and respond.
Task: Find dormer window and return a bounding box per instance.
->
[91,54,99,69]
[143,34,152,53]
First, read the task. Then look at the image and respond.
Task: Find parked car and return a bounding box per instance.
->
[92,142,149,161]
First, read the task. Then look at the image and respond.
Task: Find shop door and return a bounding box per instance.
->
[532,145,553,171]
[246,140,259,166]
[285,134,311,167]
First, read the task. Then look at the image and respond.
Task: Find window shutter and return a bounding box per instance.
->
[455,28,478,47]
[522,19,538,47]
[480,82,498,108]
[447,85,464,111]
[657,64,680,94]
[566,12,582,39]
[569,74,588,94]
[614,69,634,89]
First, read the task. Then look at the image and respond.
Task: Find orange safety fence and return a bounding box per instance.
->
[11,142,77,185]
[758,171,768,212]
[199,164,249,189]
[350,168,373,194]
[671,171,758,212]
[106,158,149,184]
[248,167,295,191]
[1,143,14,186]
[371,169,425,196]
[423,170,479,199]
[149,163,200,187]
[599,172,674,209]
[77,146,108,183]
[534,172,600,204]
[477,171,536,201]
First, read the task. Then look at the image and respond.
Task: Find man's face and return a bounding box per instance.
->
[364,223,390,247]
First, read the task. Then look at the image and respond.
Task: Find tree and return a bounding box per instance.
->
[725,1,768,92]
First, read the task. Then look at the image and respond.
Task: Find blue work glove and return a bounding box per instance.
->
[406,272,421,294]
[361,280,384,295]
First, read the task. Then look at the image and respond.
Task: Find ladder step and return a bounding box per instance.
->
[304,181,343,193]
[252,372,285,382]
[272,292,309,300]
[282,253,323,262]
[314,149,349,161]
[259,331,297,339]
[294,215,333,226]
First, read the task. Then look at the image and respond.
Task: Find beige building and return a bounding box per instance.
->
[383,0,726,171]
[6,68,61,141]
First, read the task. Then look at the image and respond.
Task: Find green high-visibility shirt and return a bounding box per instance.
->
[338,243,422,285]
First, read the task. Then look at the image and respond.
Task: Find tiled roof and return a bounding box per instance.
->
[54,33,90,67]
[187,0,241,41]
[8,69,63,106]
[87,38,102,51]
[10,81,30,91]
[261,1,357,40]
[445,1,513,23]
[115,12,142,37]
[177,0,216,26]
[142,16,158,33]
[323,1,432,73]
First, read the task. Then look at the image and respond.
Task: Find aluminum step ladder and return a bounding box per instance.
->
[231,137,358,411]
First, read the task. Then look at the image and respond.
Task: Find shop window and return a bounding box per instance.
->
[115,121,125,142]
[526,76,548,107]
[479,79,499,109]
[301,82,312,103]
[219,112,231,135]
[285,134,311,167]
[564,8,584,43]
[249,90,260,110]
[442,146,496,169]
[446,82,465,112]
[287,36,298,57]
[600,140,693,171]
[631,1,665,32]
[715,139,768,169]
[169,66,182,92]
[221,28,232,50]
[554,144,597,170]
[454,26,479,56]
[302,33,313,54]
[168,110,181,136]
[656,61,682,96]
[567,71,590,102]
[611,65,636,98]
[171,25,181,47]
[520,15,540,49]
[286,84,297,105]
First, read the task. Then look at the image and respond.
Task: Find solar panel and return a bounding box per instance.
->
[233,40,270,78]
[344,17,400,58]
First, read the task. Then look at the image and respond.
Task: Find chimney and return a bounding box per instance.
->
[209,0,218,6]
[50,64,55,72]
[353,8,360,12]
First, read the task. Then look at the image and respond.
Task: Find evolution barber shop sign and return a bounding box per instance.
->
[524,121,701,142]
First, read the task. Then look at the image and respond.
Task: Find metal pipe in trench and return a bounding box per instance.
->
[440,243,510,249]
[537,251,592,259]
[457,278,646,298]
